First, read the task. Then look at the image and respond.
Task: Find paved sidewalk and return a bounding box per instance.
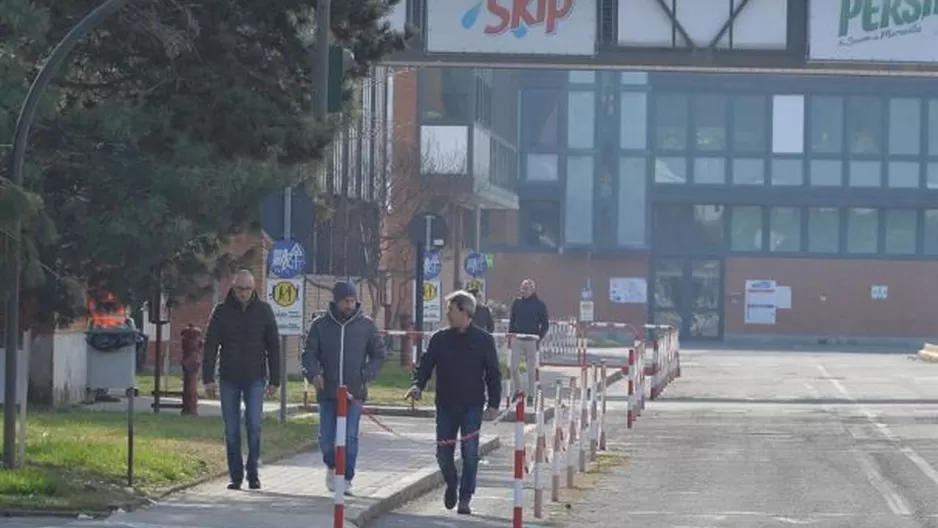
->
[42,414,514,528]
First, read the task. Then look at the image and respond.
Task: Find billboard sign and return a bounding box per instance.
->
[809,0,938,62]
[426,0,597,56]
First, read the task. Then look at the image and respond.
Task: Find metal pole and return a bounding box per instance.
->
[16,330,30,468]
[279,189,292,425]
[126,386,135,486]
[474,205,482,251]
[314,0,331,119]
[153,284,163,414]
[3,0,143,469]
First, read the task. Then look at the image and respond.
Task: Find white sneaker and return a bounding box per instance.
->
[325,471,335,492]
[344,480,353,496]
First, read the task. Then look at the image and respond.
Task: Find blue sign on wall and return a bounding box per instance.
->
[424,250,442,280]
[267,239,306,279]
[463,252,488,278]
[581,287,593,301]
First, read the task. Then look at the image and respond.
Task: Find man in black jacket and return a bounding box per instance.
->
[405,290,502,515]
[202,269,281,491]
[467,288,494,333]
[508,279,549,405]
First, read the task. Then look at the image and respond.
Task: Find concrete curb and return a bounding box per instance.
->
[345,433,506,527]
[344,368,627,526]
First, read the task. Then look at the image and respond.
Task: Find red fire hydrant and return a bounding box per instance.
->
[180,323,203,416]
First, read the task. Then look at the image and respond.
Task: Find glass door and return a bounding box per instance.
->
[651,258,724,340]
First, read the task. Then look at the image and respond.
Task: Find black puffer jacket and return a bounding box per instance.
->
[202,290,282,386]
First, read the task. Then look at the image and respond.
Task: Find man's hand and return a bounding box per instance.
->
[310,375,324,390]
[204,382,217,399]
[403,385,422,401]
[483,407,499,421]
[266,384,278,397]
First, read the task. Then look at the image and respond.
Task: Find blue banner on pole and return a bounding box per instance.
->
[267,239,306,279]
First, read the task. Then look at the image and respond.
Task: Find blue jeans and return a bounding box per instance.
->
[220,378,265,483]
[318,398,363,482]
[436,405,482,501]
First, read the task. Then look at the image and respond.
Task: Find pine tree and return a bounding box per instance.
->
[0,0,406,325]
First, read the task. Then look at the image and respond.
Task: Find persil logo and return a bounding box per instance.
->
[460,0,576,38]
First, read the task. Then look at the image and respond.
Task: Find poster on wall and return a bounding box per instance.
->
[744,280,777,325]
[609,277,647,304]
[775,286,792,310]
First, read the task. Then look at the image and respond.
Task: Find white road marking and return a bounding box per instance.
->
[818,363,938,510]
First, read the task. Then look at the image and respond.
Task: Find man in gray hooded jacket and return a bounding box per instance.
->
[302,281,387,495]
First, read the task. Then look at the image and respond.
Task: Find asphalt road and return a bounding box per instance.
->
[369,348,938,528]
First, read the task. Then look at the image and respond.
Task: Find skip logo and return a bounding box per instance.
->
[460,0,576,38]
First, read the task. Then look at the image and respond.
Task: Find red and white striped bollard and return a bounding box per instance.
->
[333,385,348,528]
[513,393,525,528]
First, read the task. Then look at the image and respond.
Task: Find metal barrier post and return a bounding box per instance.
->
[599,360,608,451]
[534,390,545,518]
[589,363,598,462]
[333,385,348,528]
[627,348,635,429]
[566,377,577,488]
[551,379,563,501]
[513,393,525,528]
[578,367,588,473]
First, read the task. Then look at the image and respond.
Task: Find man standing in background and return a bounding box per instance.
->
[202,269,281,491]
[508,279,549,405]
[303,281,387,496]
[468,288,494,333]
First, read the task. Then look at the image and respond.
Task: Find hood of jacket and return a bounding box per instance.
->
[327,301,363,324]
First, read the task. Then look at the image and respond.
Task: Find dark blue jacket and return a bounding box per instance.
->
[508,294,549,339]
[412,325,502,410]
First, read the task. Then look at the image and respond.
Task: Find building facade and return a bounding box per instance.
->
[392,67,938,343]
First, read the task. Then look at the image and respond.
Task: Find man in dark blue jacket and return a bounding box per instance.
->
[508,278,549,405]
[405,290,502,515]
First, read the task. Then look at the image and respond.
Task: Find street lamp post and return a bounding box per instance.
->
[3,0,142,469]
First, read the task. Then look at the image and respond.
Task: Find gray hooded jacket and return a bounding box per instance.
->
[301,302,387,402]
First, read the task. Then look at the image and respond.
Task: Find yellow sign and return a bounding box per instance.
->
[423,281,438,302]
[272,281,299,307]
[465,278,484,292]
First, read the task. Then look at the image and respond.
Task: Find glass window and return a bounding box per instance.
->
[526,153,559,182]
[618,156,647,246]
[654,156,687,183]
[732,158,765,185]
[519,200,561,249]
[693,157,726,184]
[732,96,767,152]
[889,98,921,156]
[807,207,840,253]
[651,204,724,253]
[810,159,842,186]
[810,96,844,154]
[731,206,763,252]
[769,207,802,252]
[655,94,689,151]
[848,161,881,187]
[928,162,938,189]
[421,68,472,122]
[846,208,879,254]
[925,210,938,255]
[522,89,562,149]
[772,95,805,154]
[929,100,938,156]
[771,158,803,186]
[847,97,883,155]
[620,72,648,85]
[884,209,917,255]
[695,94,727,151]
[570,70,596,84]
[565,156,594,244]
[568,91,595,149]
[620,92,647,150]
[888,161,919,188]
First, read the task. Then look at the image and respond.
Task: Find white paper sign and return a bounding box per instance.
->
[744,280,777,325]
[609,277,647,304]
[775,286,792,310]
[579,300,594,322]
[266,277,305,336]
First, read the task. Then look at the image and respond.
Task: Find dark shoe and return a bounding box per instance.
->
[443,483,457,510]
[248,478,261,490]
[457,500,472,515]
[227,481,242,490]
